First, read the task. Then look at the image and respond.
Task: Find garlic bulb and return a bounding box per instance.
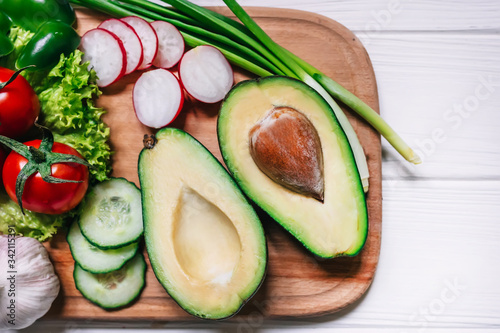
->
[0,235,60,330]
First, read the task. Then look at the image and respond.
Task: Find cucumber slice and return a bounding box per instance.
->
[79,178,143,249]
[67,221,139,274]
[74,252,146,309]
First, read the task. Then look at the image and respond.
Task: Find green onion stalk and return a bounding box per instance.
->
[70,0,422,191]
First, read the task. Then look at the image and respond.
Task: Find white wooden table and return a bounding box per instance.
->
[19,0,500,332]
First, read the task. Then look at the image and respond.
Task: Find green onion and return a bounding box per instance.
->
[118,0,199,25]
[284,49,421,164]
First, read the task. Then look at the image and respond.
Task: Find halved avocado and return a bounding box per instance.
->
[138,128,267,319]
[218,76,368,258]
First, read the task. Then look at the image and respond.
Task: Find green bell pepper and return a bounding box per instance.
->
[0,11,13,57]
[17,21,80,70]
[0,0,76,32]
[0,34,13,57]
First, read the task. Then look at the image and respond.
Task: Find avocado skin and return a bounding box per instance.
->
[218,76,368,258]
[138,128,268,320]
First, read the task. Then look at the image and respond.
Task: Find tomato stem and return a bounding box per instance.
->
[29,146,46,163]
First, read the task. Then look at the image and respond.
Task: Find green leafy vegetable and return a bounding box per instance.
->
[0,26,111,240]
[33,51,111,181]
[0,191,66,241]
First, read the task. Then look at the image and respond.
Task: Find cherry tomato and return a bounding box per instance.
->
[0,67,40,138]
[2,140,89,214]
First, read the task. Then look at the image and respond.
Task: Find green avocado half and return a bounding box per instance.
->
[138,128,267,319]
[218,76,368,258]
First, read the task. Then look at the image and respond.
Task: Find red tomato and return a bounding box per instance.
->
[0,67,40,138]
[2,140,89,215]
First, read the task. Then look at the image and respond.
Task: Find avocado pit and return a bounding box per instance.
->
[249,106,325,202]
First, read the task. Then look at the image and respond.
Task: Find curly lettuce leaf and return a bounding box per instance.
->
[0,26,112,240]
[34,51,112,181]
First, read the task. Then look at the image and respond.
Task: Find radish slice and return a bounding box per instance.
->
[179,45,234,104]
[98,18,143,74]
[133,69,184,128]
[151,21,184,69]
[121,16,158,70]
[80,28,127,88]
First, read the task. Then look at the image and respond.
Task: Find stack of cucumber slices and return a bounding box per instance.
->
[67,178,146,309]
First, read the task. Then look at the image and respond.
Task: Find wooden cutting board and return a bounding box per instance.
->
[44,7,382,321]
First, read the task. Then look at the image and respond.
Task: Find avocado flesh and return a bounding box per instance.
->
[218,76,368,258]
[138,128,267,319]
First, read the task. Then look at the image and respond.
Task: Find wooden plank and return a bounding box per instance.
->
[43,7,382,320]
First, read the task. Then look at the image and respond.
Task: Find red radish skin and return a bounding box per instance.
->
[80,28,127,88]
[99,18,144,74]
[151,21,184,69]
[121,16,159,70]
[179,45,234,104]
[133,69,184,128]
